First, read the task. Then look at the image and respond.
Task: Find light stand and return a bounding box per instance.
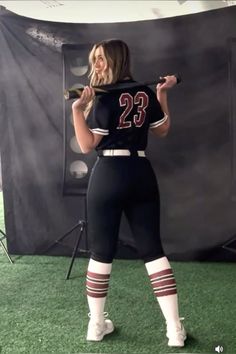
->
[0,229,13,263]
[42,219,88,279]
[222,235,236,255]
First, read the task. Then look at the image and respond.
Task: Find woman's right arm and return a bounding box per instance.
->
[72,86,103,153]
[150,75,177,138]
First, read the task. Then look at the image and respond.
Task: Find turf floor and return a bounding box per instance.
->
[1,254,236,354]
[1,193,236,354]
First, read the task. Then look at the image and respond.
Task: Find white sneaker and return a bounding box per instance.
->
[86,313,114,341]
[166,318,187,347]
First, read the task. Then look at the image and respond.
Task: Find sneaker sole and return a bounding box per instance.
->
[168,334,187,347]
[86,324,115,341]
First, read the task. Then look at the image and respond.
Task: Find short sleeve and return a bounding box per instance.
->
[86,96,110,136]
[148,89,168,129]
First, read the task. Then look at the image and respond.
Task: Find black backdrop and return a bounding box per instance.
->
[0,6,236,261]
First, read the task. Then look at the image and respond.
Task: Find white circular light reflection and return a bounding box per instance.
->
[69,112,73,125]
[70,160,88,179]
[70,65,88,76]
[67,83,88,126]
[71,82,85,89]
[70,136,82,153]
[70,57,88,76]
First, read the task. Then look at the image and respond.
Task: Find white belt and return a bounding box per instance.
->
[100,149,146,157]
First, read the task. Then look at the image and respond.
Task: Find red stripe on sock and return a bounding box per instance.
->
[149,268,173,279]
[151,278,176,288]
[87,271,110,280]
[86,291,108,298]
[155,289,177,297]
[86,280,108,289]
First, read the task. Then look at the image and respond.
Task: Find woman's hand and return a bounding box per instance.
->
[72,86,95,112]
[156,75,177,92]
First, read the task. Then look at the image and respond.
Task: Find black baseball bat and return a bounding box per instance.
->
[64,74,181,100]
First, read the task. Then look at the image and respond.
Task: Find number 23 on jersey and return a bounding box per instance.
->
[117,91,149,129]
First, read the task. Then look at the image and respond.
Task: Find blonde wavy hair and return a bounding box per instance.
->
[85,39,133,116]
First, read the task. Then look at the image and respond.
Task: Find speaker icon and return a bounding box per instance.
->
[215,345,224,353]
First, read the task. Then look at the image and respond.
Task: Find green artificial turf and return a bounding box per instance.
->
[1,192,236,353]
[0,255,236,354]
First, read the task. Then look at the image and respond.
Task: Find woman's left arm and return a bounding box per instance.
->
[72,86,103,154]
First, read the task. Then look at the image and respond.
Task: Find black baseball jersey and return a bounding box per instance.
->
[86,80,166,151]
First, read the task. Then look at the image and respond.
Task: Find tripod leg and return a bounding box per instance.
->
[41,221,83,254]
[0,239,14,263]
[66,223,85,280]
[0,229,14,264]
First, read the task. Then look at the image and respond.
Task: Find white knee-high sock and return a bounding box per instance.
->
[145,256,181,328]
[86,258,112,322]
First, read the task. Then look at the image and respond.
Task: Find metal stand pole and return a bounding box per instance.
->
[65,220,86,280]
[40,195,88,278]
[41,219,87,279]
[0,229,13,263]
[222,235,236,254]
[43,220,84,254]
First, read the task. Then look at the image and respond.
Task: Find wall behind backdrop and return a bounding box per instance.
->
[0,6,236,261]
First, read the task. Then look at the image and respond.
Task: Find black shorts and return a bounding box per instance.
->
[87,156,164,263]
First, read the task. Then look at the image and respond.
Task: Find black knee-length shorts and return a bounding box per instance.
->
[87,156,165,263]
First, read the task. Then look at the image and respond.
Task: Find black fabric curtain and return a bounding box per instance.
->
[0,6,236,260]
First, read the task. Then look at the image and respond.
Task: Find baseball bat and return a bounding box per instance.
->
[64,74,181,100]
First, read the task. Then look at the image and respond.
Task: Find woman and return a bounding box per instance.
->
[72,39,186,347]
